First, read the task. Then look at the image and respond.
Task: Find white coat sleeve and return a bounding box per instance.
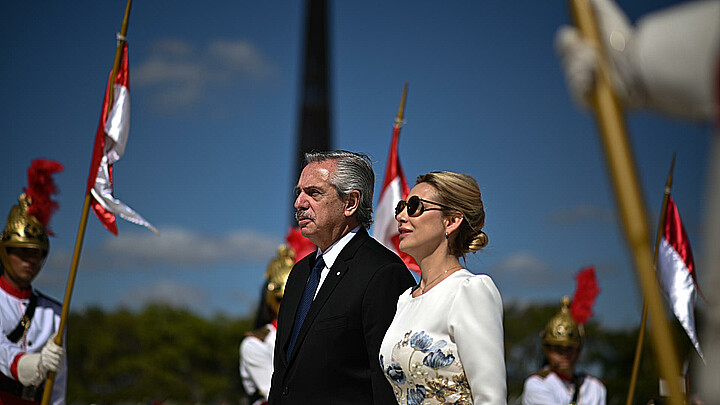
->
[448,275,506,405]
[239,336,273,399]
[521,376,559,405]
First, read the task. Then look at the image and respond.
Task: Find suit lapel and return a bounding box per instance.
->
[286,229,369,364]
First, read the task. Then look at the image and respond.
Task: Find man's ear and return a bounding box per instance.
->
[344,190,361,217]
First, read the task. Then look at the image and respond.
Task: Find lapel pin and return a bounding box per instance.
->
[336,272,340,276]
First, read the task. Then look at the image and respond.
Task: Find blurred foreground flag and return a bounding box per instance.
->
[374,120,419,274]
[86,42,157,236]
[657,196,703,361]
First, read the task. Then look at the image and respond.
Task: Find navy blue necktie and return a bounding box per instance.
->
[286,255,325,360]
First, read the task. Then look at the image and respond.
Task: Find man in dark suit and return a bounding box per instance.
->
[268,150,415,404]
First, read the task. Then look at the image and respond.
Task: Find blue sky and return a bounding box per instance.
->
[1,0,714,328]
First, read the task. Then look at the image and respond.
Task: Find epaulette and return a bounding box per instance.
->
[529,369,553,379]
[35,290,62,307]
[580,372,606,385]
[244,326,271,342]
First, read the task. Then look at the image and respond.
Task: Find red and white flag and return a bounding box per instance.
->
[373,126,419,273]
[86,42,157,235]
[657,196,703,361]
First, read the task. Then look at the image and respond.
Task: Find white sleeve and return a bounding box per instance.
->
[239,336,273,399]
[555,0,719,121]
[581,376,607,405]
[448,275,506,405]
[0,301,25,378]
[522,376,559,405]
[633,0,720,120]
[0,335,24,379]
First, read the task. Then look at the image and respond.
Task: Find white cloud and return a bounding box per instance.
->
[207,39,271,79]
[489,252,556,287]
[549,204,615,225]
[132,37,276,113]
[491,252,549,276]
[148,38,194,57]
[133,58,205,86]
[119,280,207,311]
[46,226,280,271]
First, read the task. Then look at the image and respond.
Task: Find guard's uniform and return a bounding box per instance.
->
[0,275,66,405]
[239,245,295,405]
[522,367,606,405]
[522,294,605,405]
[239,322,276,405]
[1,160,66,405]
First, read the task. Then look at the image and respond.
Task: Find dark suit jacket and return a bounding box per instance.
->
[268,228,415,405]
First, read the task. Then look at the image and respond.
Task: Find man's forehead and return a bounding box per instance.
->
[298,160,334,185]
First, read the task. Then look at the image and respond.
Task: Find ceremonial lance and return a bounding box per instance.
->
[566,1,685,404]
[40,1,133,404]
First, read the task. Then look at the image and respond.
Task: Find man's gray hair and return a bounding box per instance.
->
[305,150,375,229]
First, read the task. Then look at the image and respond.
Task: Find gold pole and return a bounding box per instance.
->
[626,154,676,405]
[566,1,684,404]
[40,1,133,404]
[394,82,409,129]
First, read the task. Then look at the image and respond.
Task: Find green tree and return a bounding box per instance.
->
[67,305,254,404]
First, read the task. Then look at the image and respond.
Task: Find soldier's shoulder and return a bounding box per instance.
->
[244,326,272,342]
[528,368,553,379]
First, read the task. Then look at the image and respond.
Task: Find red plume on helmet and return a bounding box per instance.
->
[570,266,600,325]
[24,159,65,235]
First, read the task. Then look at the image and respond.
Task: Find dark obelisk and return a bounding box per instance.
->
[291,0,332,224]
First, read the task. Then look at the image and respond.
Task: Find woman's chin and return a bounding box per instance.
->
[398,242,419,261]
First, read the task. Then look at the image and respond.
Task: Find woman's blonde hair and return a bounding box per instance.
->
[416,171,488,257]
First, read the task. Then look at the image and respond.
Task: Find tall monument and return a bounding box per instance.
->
[291,0,333,224]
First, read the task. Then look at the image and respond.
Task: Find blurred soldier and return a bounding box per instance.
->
[240,245,295,405]
[522,297,607,405]
[555,0,719,401]
[0,159,66,405]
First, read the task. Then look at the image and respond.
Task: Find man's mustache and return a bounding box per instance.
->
[295,209,315,222]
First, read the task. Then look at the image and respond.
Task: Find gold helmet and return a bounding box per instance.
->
[264,244,295,317]
[541,296,583,348]
[1,159,63,271]
[1,193,50,254]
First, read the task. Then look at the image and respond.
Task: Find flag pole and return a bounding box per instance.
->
[395,82,408,130]
[566,1,685,404]
[626,154,676,405]
[40,1,133,404]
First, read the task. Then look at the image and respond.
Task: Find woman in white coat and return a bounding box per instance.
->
[379,171,506,405]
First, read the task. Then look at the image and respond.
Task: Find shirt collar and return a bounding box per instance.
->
[0,274,33,299]
[315,226,360,269]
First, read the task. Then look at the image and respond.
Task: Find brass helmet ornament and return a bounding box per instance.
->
[264,244,295,318]
[1,159,64,268]
[541,267,600,350]
[541,296,583,348]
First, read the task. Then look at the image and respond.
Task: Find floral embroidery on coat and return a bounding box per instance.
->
[380,330,473,404]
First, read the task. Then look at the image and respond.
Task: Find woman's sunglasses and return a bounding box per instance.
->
[395,196,455,217]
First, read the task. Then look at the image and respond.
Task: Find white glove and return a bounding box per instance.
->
[15,338,65,387]
[554,0,643,110]
[555,0,720,121]
[39,337,65,374]
[16,353,44,386]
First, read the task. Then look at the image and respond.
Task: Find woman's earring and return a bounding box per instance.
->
[445,232,449,239]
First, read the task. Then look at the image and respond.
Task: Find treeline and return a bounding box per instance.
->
[66,305,254,404]
[65,303,699,404]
